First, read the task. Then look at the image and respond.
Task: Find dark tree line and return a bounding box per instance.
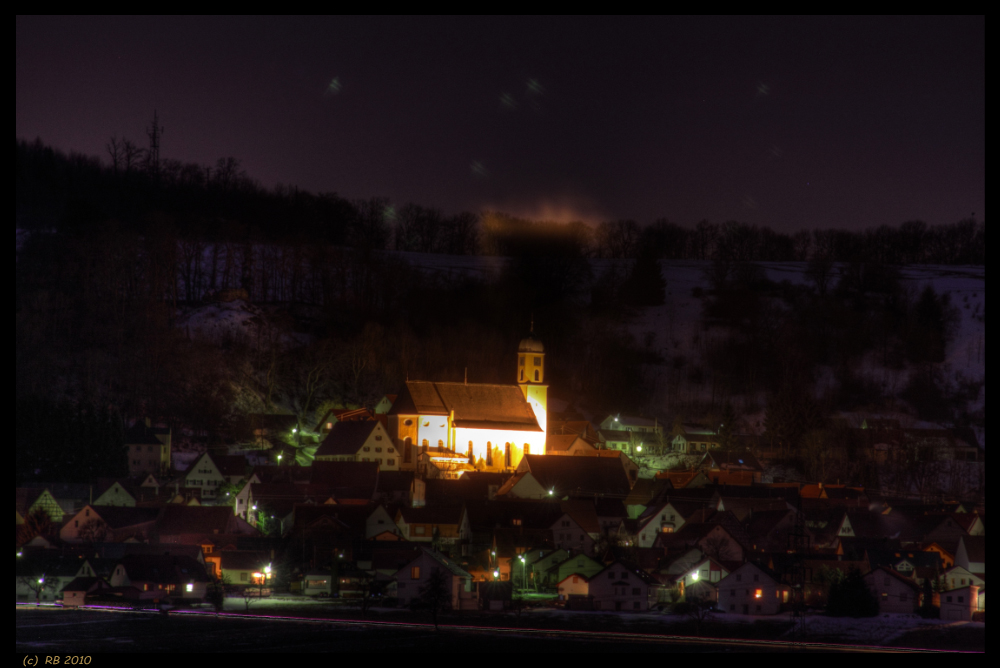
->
[17,138,984,265]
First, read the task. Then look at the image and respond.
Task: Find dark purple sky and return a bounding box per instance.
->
[16,16,985,230]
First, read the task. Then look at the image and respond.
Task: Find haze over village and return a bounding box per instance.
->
[16,15,984,654]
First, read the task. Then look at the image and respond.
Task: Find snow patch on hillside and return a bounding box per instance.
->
[175,300,267,344]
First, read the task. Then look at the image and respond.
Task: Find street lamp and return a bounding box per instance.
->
[493,570,500,581]
[518,555,527,592]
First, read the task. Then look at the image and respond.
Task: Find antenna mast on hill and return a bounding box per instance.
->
[146,110,164,174]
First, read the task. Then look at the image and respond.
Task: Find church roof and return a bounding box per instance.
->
[389,381,542,431]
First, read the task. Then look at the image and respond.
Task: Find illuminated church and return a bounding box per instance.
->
[388,330,548,474]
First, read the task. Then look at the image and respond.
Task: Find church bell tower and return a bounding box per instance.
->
[517,322,548,443]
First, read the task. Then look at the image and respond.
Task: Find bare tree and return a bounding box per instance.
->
[121,138,146,173]
[701,534,736,562]
[673,594,714,636]
[106,135,123,174]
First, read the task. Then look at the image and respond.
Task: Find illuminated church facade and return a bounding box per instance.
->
[388,332,548,473]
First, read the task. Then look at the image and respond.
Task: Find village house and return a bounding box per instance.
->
[395,505,463,544]
[153,505,257,545]
[673,555,731,595]
[544,434,598,457]
[314,407,375,436]
[16,553,97,603]
[942,566,984,591]
[314,420,399,470]
[394,548,477,610]
[554,552,607,585]
[60,577,112,607]
[16,488,67,523]
[588,561,663,611]
[716,562,791,615]
[955,535,985,577]
[557,573,590,600]
[92,481,138,507]
[864,567,921,614]
[940,585,980,621]
[124,420,172,478]
[498,455,635,500]
[59,505,160,543]
[635,501,709,547]
[670,423,722,455]
[109,554,211,600]
[184,453,250,499]
[219,551,272,587]
[374,394,397,415]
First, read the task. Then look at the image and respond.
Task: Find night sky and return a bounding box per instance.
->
[16,16,985,231]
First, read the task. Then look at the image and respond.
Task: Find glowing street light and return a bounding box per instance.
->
[691,571,699,582]
[493,570,500,580]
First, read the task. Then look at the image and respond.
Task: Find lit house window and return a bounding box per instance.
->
[186,584,194,593]
[411,567,421,580]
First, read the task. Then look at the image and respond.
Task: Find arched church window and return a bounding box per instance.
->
[505,443,512,468]
[520,369,525,381]
[438,440,444,449]
[486,443,493,467]
[404,419,413,427]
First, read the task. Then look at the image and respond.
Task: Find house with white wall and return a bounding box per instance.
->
[716,562,790,615]
[864,567,920,614]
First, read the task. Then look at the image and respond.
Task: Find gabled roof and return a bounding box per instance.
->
[309,461,380,500]
[398,505,464,526]
[60,577,109,594]
[314,407,374,432]
[515,455,633,496]
[593,560,661,587]
[558,500,602,535]
[315,421,381,458]
[866,566,921,592]
[211,455,251,479]
[423,473,509,503]
[958,535,985,563]
[155,505,240,537]
[546,434,592,453]
[377,470,415,494]
[89,506,160,529]
[624,478,671,507]
[420,548,473,579]
[745,509,797,541]
[462,500,563,533]
[598,429,636,443]
[716,561,780,587]
[219,551,270,572]
[117,554,212,584]
[90,543,204,564]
